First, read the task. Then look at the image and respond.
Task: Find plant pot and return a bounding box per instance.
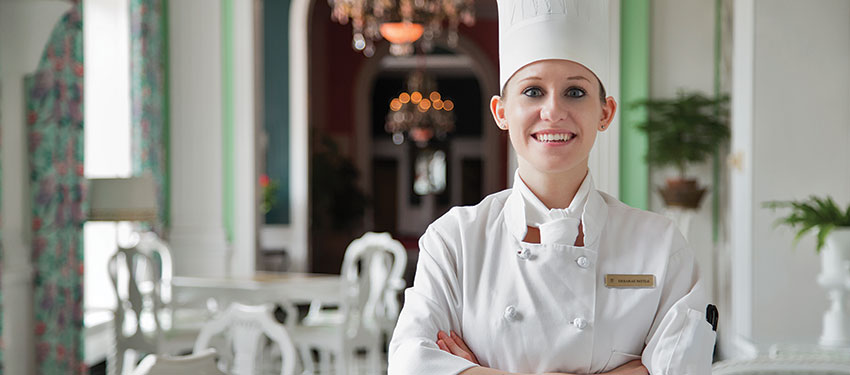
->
[817,227,850,348]
[658,178,707,209]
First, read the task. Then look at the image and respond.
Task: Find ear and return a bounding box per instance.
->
[490,95,507,130]
[599,96,617,131]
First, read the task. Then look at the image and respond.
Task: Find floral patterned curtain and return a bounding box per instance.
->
[130,0,168,234]
[26,3,86,373]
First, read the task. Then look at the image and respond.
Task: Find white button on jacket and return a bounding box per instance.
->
[388,174,715,375]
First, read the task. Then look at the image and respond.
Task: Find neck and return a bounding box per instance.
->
[518,161,588,209]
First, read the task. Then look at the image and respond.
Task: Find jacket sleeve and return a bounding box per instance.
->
[388,225,478,375]
[642,244,716,375]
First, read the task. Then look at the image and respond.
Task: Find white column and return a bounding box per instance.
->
[0,2,71,374]
[288,0,312,272]
[728,0,756,358]
[167,0,230,277]
[230,0,257,277]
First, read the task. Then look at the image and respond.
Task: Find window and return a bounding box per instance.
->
[82,0,131,319]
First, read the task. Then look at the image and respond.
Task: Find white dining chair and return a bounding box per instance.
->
[131,348,225,375]
[295,231,408,374]
[194,302,301,375]
[108,233,202,375]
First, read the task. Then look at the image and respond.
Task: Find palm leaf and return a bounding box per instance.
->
[816,223,836,254]
[764,196,850,253]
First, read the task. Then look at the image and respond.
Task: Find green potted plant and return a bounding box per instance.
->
[764,196,850,347]
[635,91,730,209]
[310,133,369,274]
[764,196,850,253]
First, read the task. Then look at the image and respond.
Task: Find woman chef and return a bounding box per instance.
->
[388,0,717,374]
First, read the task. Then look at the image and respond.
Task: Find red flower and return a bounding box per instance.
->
[76,163,84,176]
[27,111,38,125]
[56,344,65,360]
[32,218,42,231]
[34,322,46,336]
[74,63,84,77]
[259,174,271,188]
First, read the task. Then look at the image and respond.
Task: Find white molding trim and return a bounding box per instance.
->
[230,0,257,277]
[289,0,311,272]
[728,0,756,357]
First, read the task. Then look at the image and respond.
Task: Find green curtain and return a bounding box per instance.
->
[26,3,86,373]
[130,0,168,234]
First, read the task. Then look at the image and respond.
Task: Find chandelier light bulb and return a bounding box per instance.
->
[390,98,402,111]
[392,132,405,145]
[443,100,454,111]
[399,92,411,104]
[411,91,422,104]
[352,33,367,51]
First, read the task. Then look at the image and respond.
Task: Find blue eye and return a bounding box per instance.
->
[566,87,586,98]
[522,87,543,97]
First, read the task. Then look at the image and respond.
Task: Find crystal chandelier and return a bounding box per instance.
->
[329,0,476,56]
[385,70,455,147]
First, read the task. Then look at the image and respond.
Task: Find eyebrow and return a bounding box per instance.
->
[518,75,592,83]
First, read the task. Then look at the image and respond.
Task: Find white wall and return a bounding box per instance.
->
[728,0,850,356]
[649,0,718,307]
[749,0,850,347]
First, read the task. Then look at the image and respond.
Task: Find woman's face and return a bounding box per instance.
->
[491,59,617,178]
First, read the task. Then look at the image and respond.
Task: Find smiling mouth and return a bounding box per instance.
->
[532,132,575,143]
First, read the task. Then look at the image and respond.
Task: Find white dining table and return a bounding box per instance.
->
[171,271,343,308]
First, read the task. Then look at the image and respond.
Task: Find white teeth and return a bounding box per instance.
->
[536,133,573,142]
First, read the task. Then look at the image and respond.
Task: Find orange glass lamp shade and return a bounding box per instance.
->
[379,22,425,45]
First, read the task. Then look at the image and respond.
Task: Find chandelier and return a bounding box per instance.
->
[329,0,476,56]
[385,70,455,147]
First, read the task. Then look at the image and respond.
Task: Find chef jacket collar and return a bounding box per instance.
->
[504,170,608,247]
[516,171,591,226]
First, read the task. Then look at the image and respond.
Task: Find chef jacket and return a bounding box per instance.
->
[388,172,716,374]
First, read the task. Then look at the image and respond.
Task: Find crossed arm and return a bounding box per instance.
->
[435,330,649,375]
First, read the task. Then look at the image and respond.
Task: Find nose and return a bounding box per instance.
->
[539,95,568,122]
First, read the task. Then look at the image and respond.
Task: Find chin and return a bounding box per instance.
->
[529,157,588,176]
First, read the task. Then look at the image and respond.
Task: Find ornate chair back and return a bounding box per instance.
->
[193,303,299,375]
[107,233,173,375]
[340,232,408,337]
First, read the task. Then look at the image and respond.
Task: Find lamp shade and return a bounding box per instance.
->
[379,22,425,45]
[88,175,158,222]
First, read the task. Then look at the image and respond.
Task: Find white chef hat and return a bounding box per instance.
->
[497,0,611,92]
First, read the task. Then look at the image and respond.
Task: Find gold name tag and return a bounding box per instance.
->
[605,274,655,288]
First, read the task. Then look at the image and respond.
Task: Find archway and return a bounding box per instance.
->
[289,0,504,272]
